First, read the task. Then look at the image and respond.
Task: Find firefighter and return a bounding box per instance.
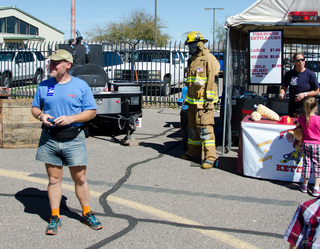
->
[181,31,220,169]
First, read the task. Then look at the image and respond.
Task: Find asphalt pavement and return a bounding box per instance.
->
[0,108,313,248]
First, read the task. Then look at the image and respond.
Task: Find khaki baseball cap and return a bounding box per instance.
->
[47,49,73,63]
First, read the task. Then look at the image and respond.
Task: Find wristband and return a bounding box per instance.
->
[304,92,307,97]
[37,112,42,121]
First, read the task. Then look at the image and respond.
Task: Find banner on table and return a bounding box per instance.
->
[241,121,313,183]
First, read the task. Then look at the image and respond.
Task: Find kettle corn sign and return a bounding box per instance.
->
[249,30,283,84]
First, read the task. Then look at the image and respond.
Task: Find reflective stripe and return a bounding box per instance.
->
[186,95,219,104]
[206,91,219,103]
[186,76,208,83]
[185,97,206,105]
[188,138,202,146]
[202,140,215,147]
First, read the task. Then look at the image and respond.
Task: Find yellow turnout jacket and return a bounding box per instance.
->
[185,44,220,109]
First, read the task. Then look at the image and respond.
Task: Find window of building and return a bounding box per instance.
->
[7,16,18,34]
[0,18,5,33]
[0,16,39,35]
[30,25,38,35]
[19,20,29,34]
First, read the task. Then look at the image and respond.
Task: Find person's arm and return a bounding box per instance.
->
[289,243,297,249]
[284,202,306,249]
[296,71,320,101]
[279,86,287,99]
[295,88,319,102]
[31,106,42,120]
[52,109,96,126]
[205,55,220,108]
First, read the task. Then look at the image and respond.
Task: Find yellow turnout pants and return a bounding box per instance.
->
[187,105,216,163]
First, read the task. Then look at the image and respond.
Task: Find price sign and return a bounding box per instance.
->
[249,30,283,84]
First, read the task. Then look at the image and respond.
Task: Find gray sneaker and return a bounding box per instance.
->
[299,184,308,193]
[312,189,320,197]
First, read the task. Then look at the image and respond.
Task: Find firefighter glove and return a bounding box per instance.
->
[205,100,212,109]
[196,89,205,99]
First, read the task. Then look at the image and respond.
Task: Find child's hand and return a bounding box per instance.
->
[286,131,295,143]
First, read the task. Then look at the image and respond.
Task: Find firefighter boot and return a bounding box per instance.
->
[201,160,214,169]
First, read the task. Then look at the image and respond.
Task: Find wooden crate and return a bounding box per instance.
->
[0,99,42,148]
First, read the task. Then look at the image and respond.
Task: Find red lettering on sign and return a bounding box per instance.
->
[276,165,303,173]
[279,129,293,139]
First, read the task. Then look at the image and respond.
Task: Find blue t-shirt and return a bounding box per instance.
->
[281,68,319,102]
[32,76,97,126]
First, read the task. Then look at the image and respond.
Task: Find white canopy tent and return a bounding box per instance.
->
[227,0,320,42]
[222,0,320,153]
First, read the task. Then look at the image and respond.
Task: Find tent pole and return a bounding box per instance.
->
[222,28,230,155]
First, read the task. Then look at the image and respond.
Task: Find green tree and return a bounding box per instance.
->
[215,23,226,51]
[86,9,171,46]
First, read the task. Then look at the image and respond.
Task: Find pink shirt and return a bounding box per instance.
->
[298,115,320,145]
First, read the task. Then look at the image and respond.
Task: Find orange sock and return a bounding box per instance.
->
[51,208,60,219]
[82,206,91,216]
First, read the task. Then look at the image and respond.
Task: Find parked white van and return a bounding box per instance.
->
[0,50,48,87]
[113,47,188,96]
[102,51,124,81]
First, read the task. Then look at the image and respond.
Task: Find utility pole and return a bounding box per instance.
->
[154,0,157,46]
[204,7,224,52]
[71,0,76,40]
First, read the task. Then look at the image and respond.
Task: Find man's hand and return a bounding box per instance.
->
[53,116,74,126]
[279,87,287,100]
[295,92,306,102]
[40,113,55,127]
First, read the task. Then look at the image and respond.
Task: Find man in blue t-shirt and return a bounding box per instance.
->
[279,52,319,117]
[31,49,102,235]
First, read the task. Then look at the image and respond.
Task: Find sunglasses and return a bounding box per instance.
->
[295,58,305,62]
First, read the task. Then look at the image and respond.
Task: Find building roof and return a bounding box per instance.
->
[0,6,64,35]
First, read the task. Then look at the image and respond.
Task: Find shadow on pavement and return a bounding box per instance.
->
[14,187,82,222]
[215,156,239,175]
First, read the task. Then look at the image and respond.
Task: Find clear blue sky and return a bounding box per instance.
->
[1,0,257,42]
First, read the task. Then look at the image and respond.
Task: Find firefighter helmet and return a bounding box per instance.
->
[185,31,208,44]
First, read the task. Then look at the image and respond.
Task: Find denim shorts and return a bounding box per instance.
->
[36,129,88,166]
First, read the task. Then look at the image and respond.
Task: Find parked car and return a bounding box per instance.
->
[113,47,188,96]
[213,52,224,77]
[102,51,124,81]
[305,57,320,81]
[0,50,48,87]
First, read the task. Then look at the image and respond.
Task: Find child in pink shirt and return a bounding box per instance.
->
[298,97,320,196]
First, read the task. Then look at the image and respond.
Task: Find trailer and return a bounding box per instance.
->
[58,37,142,144]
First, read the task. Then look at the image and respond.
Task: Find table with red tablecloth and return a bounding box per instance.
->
[237,115,314,183]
